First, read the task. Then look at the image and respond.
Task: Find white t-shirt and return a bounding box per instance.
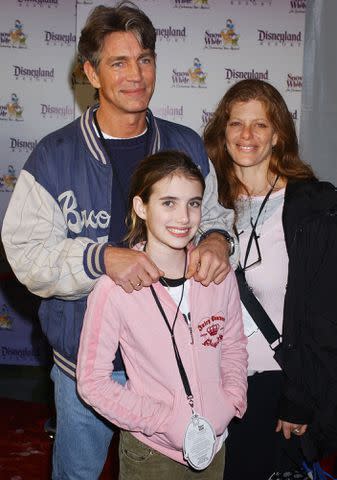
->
[235,188,288,372]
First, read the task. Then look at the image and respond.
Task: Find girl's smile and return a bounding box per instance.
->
[134,174,203,255]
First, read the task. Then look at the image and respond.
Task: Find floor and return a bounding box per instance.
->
[0,365,118,479]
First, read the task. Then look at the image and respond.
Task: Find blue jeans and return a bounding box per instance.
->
[51,364,127,480]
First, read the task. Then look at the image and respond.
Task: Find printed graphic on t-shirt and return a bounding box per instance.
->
[198,312,225,348]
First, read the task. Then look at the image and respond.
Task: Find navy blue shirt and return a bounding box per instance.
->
[103,131,149,246]
[101,129,149,370]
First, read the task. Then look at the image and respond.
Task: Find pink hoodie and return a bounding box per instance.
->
[77,268,247,465]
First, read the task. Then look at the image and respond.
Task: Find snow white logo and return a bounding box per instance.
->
[0,19,27,48]
[0,305,13,330]
[221,19,240,48]
[0,165,17,192]
[6,94,24,120]
[10,19,27,47]
[188,58,207,86]
[0,94,24,121]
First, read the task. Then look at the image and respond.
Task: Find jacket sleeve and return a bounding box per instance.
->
[1,168,105,300]
[220,270,248,417]
[76,276,172,435]
[196,160,239,268]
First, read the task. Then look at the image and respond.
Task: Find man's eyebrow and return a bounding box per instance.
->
[105,55,127,63]
[105,51,154,63]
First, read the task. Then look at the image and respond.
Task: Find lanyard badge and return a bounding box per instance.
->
[150,278,216,470]
[183,411,216,470]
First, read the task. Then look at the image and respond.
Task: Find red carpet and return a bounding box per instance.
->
[0,398,118,479]
[1,397,336,479]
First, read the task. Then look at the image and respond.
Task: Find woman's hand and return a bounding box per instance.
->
[276,419,307,439]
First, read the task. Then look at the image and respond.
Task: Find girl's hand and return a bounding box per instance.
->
[276,419,307,439]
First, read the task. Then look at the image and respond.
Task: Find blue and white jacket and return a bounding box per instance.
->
[2,106,236,378]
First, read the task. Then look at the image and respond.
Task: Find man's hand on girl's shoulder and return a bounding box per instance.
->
[186,233,231,286]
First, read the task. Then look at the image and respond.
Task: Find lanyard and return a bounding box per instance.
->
[149,255,195,410]
[150,284,195,409]
[240,175,279,271]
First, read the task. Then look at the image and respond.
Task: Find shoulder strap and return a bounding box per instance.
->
[236,268,281,348]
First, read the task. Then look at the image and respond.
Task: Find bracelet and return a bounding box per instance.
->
[199,229,235,257]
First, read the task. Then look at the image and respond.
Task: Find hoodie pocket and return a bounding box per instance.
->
[200,380,236,435]
[154,389,191,451]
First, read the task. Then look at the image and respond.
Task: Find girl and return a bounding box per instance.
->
[77,150,247,479]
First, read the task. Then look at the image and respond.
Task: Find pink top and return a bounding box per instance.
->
[236,188,288,372]
[77,266,247,465]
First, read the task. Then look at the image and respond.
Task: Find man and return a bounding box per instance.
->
[2,2,237,479]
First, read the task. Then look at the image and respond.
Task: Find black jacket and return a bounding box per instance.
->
[279,178,337,460]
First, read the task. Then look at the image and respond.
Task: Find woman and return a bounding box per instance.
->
[204,79,337,479]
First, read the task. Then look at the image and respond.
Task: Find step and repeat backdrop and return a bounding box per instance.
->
[0,0,306,365]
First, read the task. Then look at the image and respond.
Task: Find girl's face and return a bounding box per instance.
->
[134,174,203,254]
[225,99,278,172]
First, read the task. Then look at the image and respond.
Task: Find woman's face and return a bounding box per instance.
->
[225,99,278,172]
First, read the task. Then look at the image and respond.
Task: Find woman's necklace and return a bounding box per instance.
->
[240,175,279,271]
[248,175,279,197]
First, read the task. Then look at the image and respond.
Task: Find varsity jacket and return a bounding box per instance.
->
[279,179,337,460]
[1,106,236,378]
[77,266,248,465]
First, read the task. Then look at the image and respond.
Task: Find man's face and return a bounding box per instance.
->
[84,31,156,119]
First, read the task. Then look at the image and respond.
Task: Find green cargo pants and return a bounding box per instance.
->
[119,430,226,480]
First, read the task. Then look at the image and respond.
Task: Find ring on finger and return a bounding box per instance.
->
[293,427,300,434]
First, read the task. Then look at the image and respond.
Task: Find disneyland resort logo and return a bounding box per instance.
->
[225,67,269,84]
[0,94,24,121]
[0,165,17,192]
[286,74,302,92]
[44,31,76,47]
[155,26,186,43]
[172,0,209,10]
[13,65,55,82]
[10,137,37,153]
[1,345,43,362]
[172,58,207,88]
[17,0,58,7]
[41,103,74,119]
[0,20,27,48]
[289,0,306,13]
[258,29,302,46]
[153,105,184,122]
[205,19,240,50]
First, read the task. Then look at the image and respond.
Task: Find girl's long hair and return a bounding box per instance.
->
[203,79,316,211]
[125,150,205,247]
